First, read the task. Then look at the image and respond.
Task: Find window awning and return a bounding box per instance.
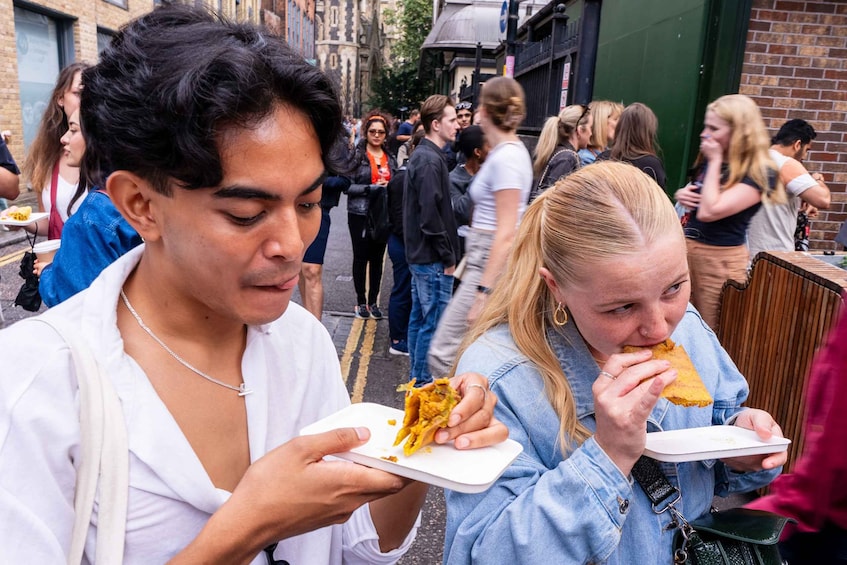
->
[421,0,505,52]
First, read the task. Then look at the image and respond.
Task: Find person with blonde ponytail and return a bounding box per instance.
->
[427,77,533,379]
[528,103,592,203]
[675,94,784,330]
[443,161,785,565]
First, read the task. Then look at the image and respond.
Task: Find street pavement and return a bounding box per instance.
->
[0,191,750,563]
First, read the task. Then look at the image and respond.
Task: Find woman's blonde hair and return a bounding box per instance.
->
[480,77,525,133]
[451,161,684,450]
[23,62,89,194]
[702,94,784,204]
[533,104,591,177]
[587,100,624,151]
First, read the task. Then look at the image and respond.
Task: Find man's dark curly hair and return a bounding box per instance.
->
[80,4,343,194]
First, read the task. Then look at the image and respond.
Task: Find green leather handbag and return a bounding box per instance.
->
[672,507,793,565]
[631,456,794,565]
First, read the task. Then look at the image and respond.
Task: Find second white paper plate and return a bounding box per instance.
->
[645,425,790,463]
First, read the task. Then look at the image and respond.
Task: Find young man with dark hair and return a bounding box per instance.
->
[450,125,488,260]
[395,109,420,144]
[0,7,504,562]
[455,101,474,132]
[403,94,459,385]
[747,118,831,258]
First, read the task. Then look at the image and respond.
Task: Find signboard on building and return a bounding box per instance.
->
[559,61,571,111]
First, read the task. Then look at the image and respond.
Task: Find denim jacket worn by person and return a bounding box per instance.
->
[444,306,781,565]
[39,190,143,307]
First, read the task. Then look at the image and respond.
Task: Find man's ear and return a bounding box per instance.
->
[793,139,803,155]
[106,171,161,242]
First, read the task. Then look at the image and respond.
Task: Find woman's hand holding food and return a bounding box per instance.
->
[592,350,678,476]
[436,372,508,449]
[720,408,787,472]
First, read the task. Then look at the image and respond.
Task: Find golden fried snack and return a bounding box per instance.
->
[394,378,460,456]
[623,339,713,407]
[0,205,31,221]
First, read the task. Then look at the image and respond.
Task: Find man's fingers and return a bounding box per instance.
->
[297,427,370,462]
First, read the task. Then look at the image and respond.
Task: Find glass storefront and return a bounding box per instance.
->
[14,7,62,152]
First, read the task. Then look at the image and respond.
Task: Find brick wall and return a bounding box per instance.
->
[739,0,847,250]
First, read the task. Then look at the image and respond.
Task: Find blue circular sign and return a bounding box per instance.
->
[500,1,508,34]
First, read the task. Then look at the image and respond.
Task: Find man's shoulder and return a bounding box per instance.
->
[778,156,811,181]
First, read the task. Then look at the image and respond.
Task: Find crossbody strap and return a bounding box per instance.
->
[631,455,680,511]
[30,318,129,564]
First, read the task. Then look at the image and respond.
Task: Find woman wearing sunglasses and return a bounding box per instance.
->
[529,104,593,203]
[345,110,396,319]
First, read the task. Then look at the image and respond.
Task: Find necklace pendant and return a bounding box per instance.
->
[238,383,253,397]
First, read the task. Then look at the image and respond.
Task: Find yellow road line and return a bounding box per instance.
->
[0,249,25,267]
[350,319,376,404]
[340,317,363,384]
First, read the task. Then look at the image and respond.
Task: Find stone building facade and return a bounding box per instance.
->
[739,0,847,249]
[315,0,398,117]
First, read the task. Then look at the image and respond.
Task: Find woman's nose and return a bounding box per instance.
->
[639,307,670,341]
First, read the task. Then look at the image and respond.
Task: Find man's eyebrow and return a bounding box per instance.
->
[213,170,327,200]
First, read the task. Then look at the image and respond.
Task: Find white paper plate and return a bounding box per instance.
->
[300,402,523,493]
[644,425,791,463]
[0,212,48,226]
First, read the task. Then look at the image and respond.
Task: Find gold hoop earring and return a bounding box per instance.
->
[553,303,568,326]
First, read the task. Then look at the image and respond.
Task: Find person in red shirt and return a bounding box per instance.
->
[746,301,847,563]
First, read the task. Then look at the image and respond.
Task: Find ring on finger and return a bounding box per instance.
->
[466,383,489,401]
[599,371,617,381]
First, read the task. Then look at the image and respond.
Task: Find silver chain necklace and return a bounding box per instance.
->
[119,289,253,397]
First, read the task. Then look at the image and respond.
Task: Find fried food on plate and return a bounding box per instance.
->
[0,205,31,221]
[394,378,460,456]
[623,339,713,407]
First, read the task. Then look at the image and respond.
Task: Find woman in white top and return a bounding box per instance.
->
[428,77,533,378]
[22,62,89,239]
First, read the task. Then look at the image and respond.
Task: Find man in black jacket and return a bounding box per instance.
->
[403,95,459,385]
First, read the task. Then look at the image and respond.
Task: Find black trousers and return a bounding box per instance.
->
[348,213,387,305]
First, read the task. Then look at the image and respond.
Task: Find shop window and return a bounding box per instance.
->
[13,6,74,151]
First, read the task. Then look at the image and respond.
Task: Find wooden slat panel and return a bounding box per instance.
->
[717,252,845,475]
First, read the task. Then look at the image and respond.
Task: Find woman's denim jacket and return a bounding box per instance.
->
[444,306,781,565]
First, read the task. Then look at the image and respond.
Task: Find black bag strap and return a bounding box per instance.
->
[631,455,681,512]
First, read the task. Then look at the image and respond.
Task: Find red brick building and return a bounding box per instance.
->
[740,0,847,249]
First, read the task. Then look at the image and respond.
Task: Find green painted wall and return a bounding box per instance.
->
[593,0,751,192]
[593,0,708,192]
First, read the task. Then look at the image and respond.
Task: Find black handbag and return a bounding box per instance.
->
[14,251,42,312]
[631,455,793,565]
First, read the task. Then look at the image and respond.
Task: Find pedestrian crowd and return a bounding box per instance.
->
[0,3,844,564]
